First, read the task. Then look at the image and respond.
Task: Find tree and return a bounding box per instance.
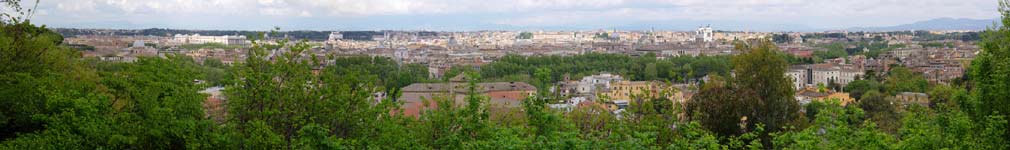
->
[687,39,800,145]
[686,75,754,136]
[644,63,658,81]
[817,82,827,92]
[972,0,1010,141]
[858,90,901,133]
[927,85,958,108]
[883,66,929,94]
[413,71,495,149]
[225,30,401,149]
[730,39,801,136]
[827,78,841,92]
[1,2,109,146]
[845,79,881,100]
[772,34,793,43]
[897,105,1008,149]
[533,67,552,96]
[774,100,896,150]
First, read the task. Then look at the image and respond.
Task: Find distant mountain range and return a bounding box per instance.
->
[846,18,998,31]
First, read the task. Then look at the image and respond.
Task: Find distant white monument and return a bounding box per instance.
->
[695,25,714,42]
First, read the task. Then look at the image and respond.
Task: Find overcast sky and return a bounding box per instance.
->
[16,0,1003,31]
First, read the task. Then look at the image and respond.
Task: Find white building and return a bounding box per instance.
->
[695,26,714,42]
[328,32,343,42]
[786,64,864,90]
[577,73,623,94]
[394,47,410,62]
[786,70,806,90]
[533,31,576,44]
[173,34,248,45]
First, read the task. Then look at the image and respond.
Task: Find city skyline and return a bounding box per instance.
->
[19,0,1002,31]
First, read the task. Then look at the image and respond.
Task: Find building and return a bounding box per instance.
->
[397,74,536,117]
[554,73,684,102]
[577,73,623,95]
[124,40,158,57]
[695,25,714,42]
[895,92,929,107]
[552,73,623,98]
[795,88,855,106]
[173,34,248,45]
[786,64,864,90]
[328,32,343,41]
[603,81,651,101]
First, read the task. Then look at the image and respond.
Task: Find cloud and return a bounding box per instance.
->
[497,0,999,28]
[28,0,1002,30]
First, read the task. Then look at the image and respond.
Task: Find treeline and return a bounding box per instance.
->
[322,56,431,90]
[475,52,828,84]
[477,53,732,84]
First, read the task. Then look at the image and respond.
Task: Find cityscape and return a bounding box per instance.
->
[3,0,1010,149]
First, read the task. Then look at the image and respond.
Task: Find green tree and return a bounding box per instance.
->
[730,39,801,137]
[972,0,1010,140]
[686,75,753,136]
[687,39,800,145]
[883,66,929,94]
[533,67,552,95]
[858,91,901,133]
[226,30,401,149]
[644,63,658,81]
[774,100,896,150]
[897,105,1008,149]
[845,79,881,100]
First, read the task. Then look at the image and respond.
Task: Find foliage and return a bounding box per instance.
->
[518,32,533,39]
[844,79,881,100]
[773,100,896,150]
[480,53,731,85]
[1,21,219,148]
[730,39,801,135]
[686,76,754,136]
[813,43,848,59]
[323,56,429,90]
[883,66,929,94]
[687,39,800,146]
[224,30,408,149]
[857,91,901,133]
[4,1,1010,149]
[972,0,1010,142]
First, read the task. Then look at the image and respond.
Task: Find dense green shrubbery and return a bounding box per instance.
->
[4,0,1010,149]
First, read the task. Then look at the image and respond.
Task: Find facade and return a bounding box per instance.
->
[555,73,683,102]
[603,81,655,101]
[795,88,855,106]
[328,32,343,41]
[577,73,623,94]
[786,64,864,90]
[695,26,714,42]
[895,92,929,107]
[173,34,248,45]
[552,73,624,98]
[397,74,536,117]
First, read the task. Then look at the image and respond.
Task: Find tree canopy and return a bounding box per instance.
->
[4,0,1010,149]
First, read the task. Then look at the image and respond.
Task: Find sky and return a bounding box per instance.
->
[12,0,1003,31]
